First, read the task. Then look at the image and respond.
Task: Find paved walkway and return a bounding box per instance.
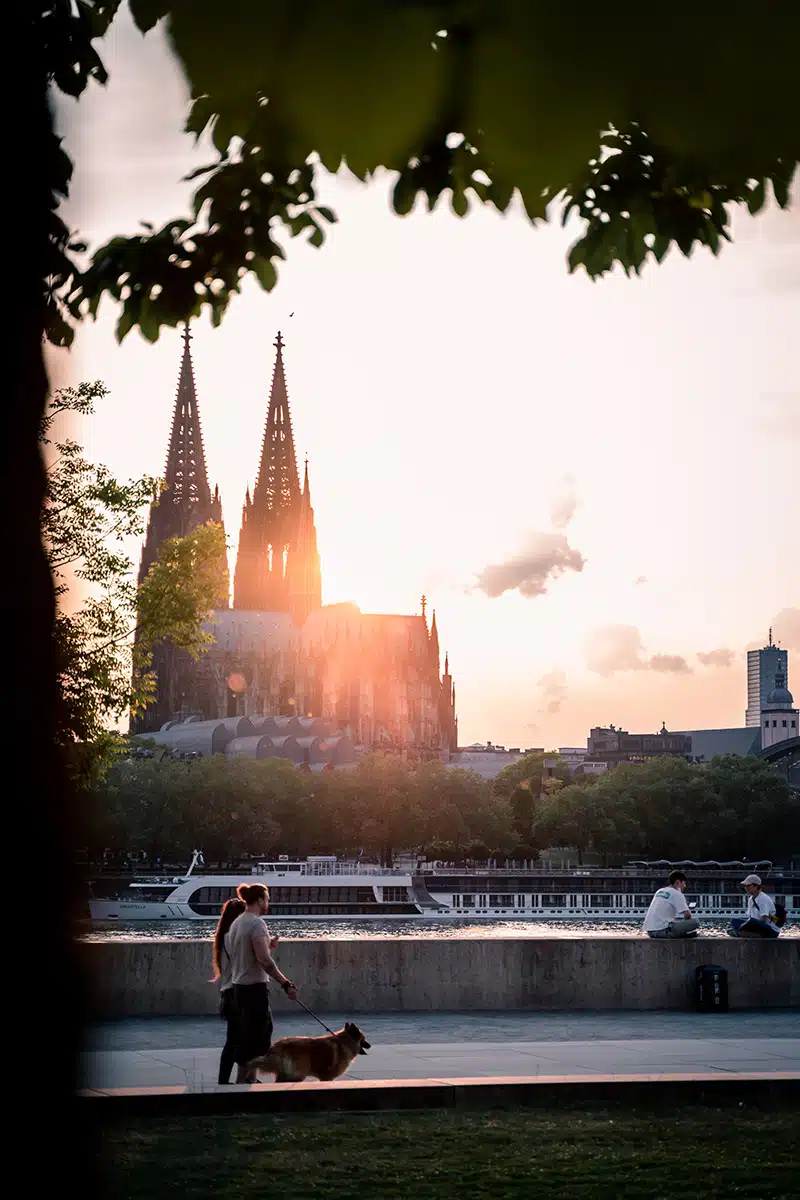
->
[82,1011,800,1091]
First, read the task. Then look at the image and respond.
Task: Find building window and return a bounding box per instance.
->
[783,720,788,727]
[765,720,769,728]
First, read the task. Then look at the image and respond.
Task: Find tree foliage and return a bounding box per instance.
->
[88,752,518,863]
[42,382,227,781]
[86,749,798,866]
[533,756,799,864]
[37,1,799,346]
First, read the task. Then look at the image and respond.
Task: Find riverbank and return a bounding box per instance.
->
[81,936,800,1016]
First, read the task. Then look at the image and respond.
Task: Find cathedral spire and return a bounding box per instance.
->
[163,323,212,518]
[253,330,300,514]
[138,324,226,587]
[234,333,319,617]
[429,610,440,669]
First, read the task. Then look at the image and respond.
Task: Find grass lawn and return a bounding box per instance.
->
[98,1107,799,1200]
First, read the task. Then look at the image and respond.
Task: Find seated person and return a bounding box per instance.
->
[643,870,699,938]
[728,874,781,938]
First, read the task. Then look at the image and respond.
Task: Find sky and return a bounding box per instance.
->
[54,10,799,749]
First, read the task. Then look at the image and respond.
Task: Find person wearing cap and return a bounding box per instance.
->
[642,870,700,938]
[728,874,780,939]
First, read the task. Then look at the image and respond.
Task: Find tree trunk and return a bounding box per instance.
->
[11,35,91,1196]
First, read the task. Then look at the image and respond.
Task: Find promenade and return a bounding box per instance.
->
[82,1009,800,1091]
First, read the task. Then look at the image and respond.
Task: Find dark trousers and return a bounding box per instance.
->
[234,982,274,1066]
[218,988,240,1085]
[729,917,779,939]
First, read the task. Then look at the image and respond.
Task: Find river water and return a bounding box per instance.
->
[78,917,798,941]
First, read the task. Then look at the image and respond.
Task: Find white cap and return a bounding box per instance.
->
[741,874,762,886]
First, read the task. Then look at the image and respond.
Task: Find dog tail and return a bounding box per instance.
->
[247,1051,277,1076]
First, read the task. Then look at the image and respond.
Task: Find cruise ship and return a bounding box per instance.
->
[88,854,799,922]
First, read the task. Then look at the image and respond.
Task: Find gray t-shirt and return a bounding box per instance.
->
[227,911,270,986]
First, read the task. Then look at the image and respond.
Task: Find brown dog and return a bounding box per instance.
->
[248,1022,371,1083]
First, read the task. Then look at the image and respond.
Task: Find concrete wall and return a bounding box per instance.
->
[80,938,800,1018]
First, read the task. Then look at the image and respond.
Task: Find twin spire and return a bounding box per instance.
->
[138,323,227,600]
[232,331,321,620]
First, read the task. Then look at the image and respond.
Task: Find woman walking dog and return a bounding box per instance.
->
[226,882,298,1084]
[212,897,246,1085]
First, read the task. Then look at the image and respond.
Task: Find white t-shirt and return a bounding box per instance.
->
[643,886,690,932]
[746,891,777,924]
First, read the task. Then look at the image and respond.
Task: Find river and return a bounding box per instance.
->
[77,917,798,941]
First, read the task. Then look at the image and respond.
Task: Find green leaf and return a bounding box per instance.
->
[115,308,135,344]
[129,0,170,33]
[252,256,277,291]
[746,179,766,214]
[451,187,468,218]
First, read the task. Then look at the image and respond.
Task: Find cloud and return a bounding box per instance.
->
[697,648,736,668]
[475,532,585,600]
[584,625,648,676]
[773,607,800,651]
[550,475,577,530]
[538,670,568,715]
[584,625,693,676]
[649,654,692,675]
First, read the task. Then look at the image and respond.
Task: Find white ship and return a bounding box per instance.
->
[88,853,798,922]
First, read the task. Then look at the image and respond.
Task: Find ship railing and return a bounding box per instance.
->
[253,862,411,877]
[421,866,793,877]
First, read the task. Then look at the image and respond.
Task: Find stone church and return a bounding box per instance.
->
[131,329,458,756]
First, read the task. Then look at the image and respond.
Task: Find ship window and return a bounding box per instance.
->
[634,896,651,906]
[383,887,409,902]
[489,894,514,907]
[590,895,614,908]
[188,886,239,907]
[462,895,475,907]
[541,894,566,906]
[720,897,743,908]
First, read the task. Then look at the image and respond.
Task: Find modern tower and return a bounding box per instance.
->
[746,629,789,727]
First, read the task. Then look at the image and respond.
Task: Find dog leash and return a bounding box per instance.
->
[292,995,336,1036]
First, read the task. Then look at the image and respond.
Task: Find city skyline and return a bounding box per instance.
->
[52,9,799,748]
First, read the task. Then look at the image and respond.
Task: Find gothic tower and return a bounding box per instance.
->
[286,458,323,625]
[138,325,228,596]
[131,326,228,732]
[234,333,321,620]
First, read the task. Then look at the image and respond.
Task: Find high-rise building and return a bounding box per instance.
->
[746,630,789,727]
[132,330,458,755]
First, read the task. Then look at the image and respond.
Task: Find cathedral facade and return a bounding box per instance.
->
[132,330,458,756]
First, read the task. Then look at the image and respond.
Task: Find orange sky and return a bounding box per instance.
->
[54,10,799,748]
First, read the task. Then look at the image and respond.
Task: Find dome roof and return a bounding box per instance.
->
[765,684,794,707]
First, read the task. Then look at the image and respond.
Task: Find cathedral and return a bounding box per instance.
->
[131,329,458,756]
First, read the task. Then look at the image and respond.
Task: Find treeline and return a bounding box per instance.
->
[84,750,799,866]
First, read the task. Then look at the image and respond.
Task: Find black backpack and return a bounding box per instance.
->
[775,902,788,928]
